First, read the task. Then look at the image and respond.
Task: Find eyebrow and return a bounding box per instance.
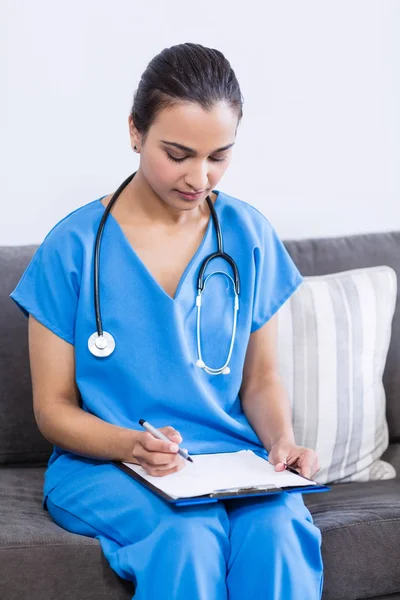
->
[160,140,235,154]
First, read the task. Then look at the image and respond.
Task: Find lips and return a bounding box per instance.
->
[175,190,205,199]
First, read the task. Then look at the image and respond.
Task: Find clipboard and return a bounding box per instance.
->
[112,458,330,507]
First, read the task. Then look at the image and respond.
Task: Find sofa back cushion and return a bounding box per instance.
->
[277,265,397,483]
[285,230,400,443]
[1,246,53,464]
[1,229,400,465]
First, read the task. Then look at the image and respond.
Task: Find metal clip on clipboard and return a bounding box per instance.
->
[209,483,282,498]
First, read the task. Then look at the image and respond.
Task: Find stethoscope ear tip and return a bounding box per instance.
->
[196,359,206,368]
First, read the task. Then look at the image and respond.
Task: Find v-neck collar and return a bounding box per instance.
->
[96,190,222,302]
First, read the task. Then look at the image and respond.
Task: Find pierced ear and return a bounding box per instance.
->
[128,114,141,150]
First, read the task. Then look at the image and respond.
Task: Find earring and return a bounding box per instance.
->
[134,145,139,152]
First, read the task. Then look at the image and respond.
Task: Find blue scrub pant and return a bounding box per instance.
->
[46,462,324,599]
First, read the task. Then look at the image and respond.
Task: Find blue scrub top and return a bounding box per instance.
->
[10,189,303,502]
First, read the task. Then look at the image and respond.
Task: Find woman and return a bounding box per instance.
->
[10,43,324,599]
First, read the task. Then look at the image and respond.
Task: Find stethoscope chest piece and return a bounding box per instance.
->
[88,331,116,357]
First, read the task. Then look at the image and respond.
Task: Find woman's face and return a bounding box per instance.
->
[129,100,239,211]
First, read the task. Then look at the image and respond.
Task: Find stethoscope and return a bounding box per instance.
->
[88,171,240,375]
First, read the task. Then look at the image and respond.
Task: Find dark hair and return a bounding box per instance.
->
[130,43,243,141]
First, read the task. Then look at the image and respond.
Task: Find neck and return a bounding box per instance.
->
[121,169,213,226]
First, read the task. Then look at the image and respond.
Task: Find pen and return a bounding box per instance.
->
[283,462,299,474]
[284,463,314,481]
[138,419,194,463]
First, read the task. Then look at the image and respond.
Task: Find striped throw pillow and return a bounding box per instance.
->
[277,266,397,484]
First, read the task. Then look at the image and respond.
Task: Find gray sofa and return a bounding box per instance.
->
[1,230,400,600]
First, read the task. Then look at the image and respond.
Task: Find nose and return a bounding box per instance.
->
[184,162,209,192]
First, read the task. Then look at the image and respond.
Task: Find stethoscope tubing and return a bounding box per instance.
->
[89,171,240,375]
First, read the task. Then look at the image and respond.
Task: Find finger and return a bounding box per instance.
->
[297,453,315,478]
[142,447,186,468]
[311,460,321,477]
[274,462,286,471]
[145,461,186,477]
[159,426,183,443]
[141,433,180,454]
[285,464,300,473]
[285,454,299,466]
[147,456,185,471]
[142,451,183,467]
[135,441,178,465]
[268,453,288,471]
[134,449,170,467]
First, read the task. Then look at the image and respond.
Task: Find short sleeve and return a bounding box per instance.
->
[251,215,303,333]
[9,229,82,345]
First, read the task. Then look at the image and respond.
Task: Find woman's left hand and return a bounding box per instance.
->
[268,441,321,479]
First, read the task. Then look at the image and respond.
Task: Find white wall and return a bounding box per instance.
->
[2,0,399,244]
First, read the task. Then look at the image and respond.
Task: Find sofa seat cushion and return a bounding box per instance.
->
[304,477,400,600]
[2,466,400,600]
[0,467,133,600]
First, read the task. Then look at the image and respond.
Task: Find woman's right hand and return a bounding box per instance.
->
[131,426,187,476]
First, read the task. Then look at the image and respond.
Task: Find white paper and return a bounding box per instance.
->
[122,450,317,499]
